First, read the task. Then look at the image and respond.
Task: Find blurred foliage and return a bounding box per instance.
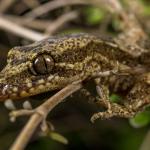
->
[130,110,150,128]
[110,94,122,103]
[83,6,105,25]
[48,131,68,145]
[140,0,150,15]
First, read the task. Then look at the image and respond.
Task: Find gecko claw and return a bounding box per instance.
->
[4,99,16,110]
[91,109,113,123]
[91,101,136,123]
[9,109,34,122]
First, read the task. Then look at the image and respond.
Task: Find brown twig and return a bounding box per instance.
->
[0,16,47,41]
[22,0,40,9]
[24,0,89,20]
[3,14,53,30]
[124,0,145,16]
[3,11,78,33]
[0,0,17,13]
[10,82,82,150]
[140,130,150,150]
[45,11,78,35]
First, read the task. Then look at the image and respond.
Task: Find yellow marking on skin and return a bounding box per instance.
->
[54,76,60,80]
[146,73,150,84]
[47,75,54,81]
[4,62,30,77]
[8,49,25,57]
[67,64,74,68]
[29,88,35,93]
[55,63,66,67]
[54,38,92,54]
[37,79,45,84]
[38,85,45,90]
[56,56,92,70]
[57,47,65,53]
[12,87,18,92]
[25,51,37,59]
[104,41,118,47]
[20,91,29,97]
[46,82,51,86]
[25,78,32,83]
[27,82,32,88]
[8,49,38,61]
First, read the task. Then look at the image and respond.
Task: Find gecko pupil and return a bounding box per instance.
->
[33,54,54,75]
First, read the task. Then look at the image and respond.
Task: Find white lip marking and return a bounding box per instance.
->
[38,85,45,90]
[27,83,32,88]
[47,75,54,81]
[37,79,45,84]
[2,85,9,95]
[13,87,18,92]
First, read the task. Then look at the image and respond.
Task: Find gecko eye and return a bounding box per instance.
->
[31,54,54,75]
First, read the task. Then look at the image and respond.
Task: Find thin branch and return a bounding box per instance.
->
[24,0,89,20]
[4,11,78,33]
[140,130,150,150]
[22,0,40,9]
[0,0,17,13]
[0,16,47,41]
[45,11,78,35]
[10,82,83,150]
[3,14,53,30]
[124,0,145,16]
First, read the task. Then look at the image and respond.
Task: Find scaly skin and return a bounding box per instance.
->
[0,34,150,120]
[0,33,141,100]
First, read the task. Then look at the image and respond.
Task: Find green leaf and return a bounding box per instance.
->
[84,7,105,25]
[110,94,122,103]
[139,0,150,15]
[143,6,150,16]
[129,111,150,128]
[48,131,68,145]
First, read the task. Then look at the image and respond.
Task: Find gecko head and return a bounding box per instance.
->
[0,33,93,101]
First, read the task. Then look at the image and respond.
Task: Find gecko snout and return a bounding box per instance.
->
[0,83,9,101]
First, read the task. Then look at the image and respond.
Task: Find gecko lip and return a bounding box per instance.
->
[0,83,10,101]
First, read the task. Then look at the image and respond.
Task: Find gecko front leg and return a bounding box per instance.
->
[91,73,150,122]
[91,78,135,122]
[124,73,150,113]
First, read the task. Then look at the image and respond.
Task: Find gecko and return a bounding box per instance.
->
[0,33,149,121]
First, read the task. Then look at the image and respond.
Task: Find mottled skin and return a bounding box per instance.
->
[0,33,149,120]
[0,34,134,99]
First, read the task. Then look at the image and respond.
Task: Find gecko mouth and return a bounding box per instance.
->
[0,82,33,101]
[0,76,57,101]
[0,83,9,100]
[0,83,26,101]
